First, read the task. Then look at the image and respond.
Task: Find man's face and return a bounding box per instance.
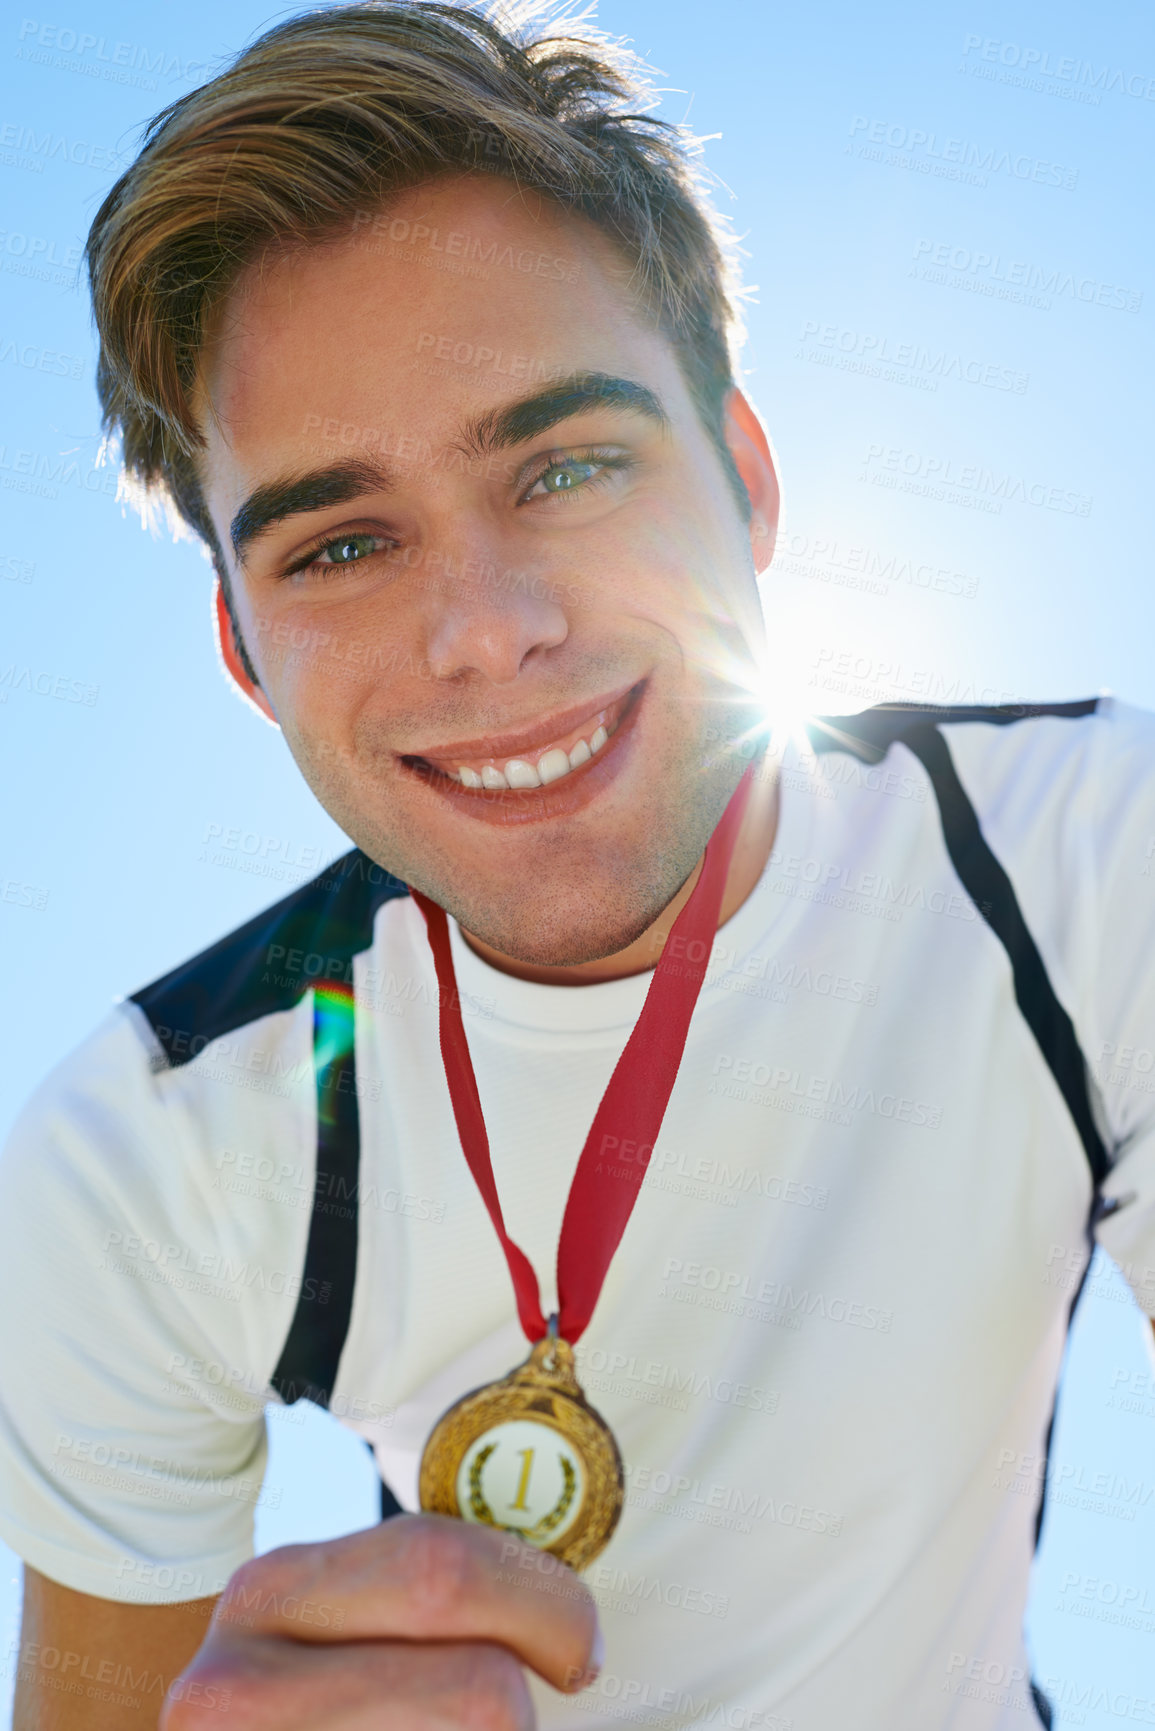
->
[196,176,778,965]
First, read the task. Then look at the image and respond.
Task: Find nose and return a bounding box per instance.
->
[422,556,569,684]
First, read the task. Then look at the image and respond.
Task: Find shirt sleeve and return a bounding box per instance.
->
[1072,702,1155,1313]
[946,697,1155,1314]
[0,1002,306,1603]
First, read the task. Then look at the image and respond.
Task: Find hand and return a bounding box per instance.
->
[160,1513,603,1729]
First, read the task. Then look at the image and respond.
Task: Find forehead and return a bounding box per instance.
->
[196,176,680,508]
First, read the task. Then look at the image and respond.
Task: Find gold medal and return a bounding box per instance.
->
[419,1331,623,1571]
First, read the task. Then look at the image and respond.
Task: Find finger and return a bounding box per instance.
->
[212,1515,601,1693]
[165,1636,535,1731]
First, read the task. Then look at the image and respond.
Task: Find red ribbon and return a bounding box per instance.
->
[411,766,754,1345]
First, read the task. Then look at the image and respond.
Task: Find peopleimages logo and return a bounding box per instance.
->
[860,444,1092,516]
[847,117,1078,189]
[960,34,1155,102]
[15,19,207,87]
[0,334,85,379]
[797,321,1028,393]
[0,119,129,172]
[911,240,1142,314]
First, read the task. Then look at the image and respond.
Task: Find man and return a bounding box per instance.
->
[1,3,1153,1727]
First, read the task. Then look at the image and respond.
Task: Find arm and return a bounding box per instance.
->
[14,1568,219,1730]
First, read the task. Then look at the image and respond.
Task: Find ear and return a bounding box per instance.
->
[213,576,278,725]
[722,388,781,574]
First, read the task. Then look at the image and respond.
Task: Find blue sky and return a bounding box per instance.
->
[2,0,1154,1723]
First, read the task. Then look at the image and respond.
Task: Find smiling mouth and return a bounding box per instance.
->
[401,682,643,793]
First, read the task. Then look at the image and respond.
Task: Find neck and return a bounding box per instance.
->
[461,757,779,985]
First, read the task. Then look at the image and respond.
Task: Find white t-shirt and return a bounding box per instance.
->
[3,696,1155,1730]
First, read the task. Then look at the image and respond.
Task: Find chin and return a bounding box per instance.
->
[446,857,693,968]
[475,909,660,969]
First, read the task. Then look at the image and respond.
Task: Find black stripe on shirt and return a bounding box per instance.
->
[130,849,407,1440]
[130,848,407,1066]
[806,699,1109,1187]
[805,696,1099,767]
[271,1004,362,1408]
[899,723,1109,1188]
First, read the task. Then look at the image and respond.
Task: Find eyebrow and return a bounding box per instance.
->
[460,371,669,457]
[230,458,394,564]
[229,373,668,564]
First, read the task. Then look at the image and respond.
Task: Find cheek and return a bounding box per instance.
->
[247,607,348,702]
[618,494,738,610]
[252,626,318,709]
[256,636,364,757]
[615,549,737,664]
[281,721,363,817]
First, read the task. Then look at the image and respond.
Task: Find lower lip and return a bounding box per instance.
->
[402,683,647,826]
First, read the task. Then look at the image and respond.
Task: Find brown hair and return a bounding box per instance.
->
[87,0,747,571]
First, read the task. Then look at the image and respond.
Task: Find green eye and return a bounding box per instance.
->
[518,449,633,508]
[320,533,379,565]
[538,459,602,493]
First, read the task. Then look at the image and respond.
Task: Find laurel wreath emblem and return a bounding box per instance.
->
[468,1443,578,1542]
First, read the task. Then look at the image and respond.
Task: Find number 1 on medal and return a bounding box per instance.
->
[509,1447,535,1512]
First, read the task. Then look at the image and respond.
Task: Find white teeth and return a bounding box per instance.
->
[537,747,571,785]
[504,759,541,789]
[448,716,615,791]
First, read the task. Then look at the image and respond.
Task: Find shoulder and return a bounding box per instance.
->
[1,846,410,1229]
[805,694,1111,772]
[804,694,1155,976]
[131,847,409,1068]
[805,695,1154,834]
